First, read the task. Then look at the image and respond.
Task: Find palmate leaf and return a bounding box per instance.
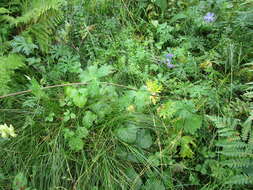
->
[11,36,38,55]
[175,114,202,135]
[65,87,88,108]
[161,100,202,134]
[79,65,114,82]
[82,111,97,129]
[68,137,84,152]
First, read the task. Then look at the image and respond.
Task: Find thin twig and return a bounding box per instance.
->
[0,82,137,99]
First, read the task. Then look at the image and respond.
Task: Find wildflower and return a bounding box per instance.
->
[200,60,212,69]
[167,63,175,68]
[0,123,17,138]
[204,12,216,23]
[146,80,163,105]
[127,105,135,112]
[166,53,174,59]
[164,53,175,68]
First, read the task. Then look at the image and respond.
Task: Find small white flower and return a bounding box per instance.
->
[0,124,17,138]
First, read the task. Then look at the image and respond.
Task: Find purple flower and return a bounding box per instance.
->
[163,53,175,68]
[166,53,174,59]
[204,12,215,23]
[167,63,175,68]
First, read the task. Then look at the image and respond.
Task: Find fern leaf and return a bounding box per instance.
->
[226,174,253,185]
[0,54,24,95]
[222,158,253,168]
[242,116,252,141]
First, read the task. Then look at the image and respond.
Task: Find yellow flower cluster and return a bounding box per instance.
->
[146,80,163,105]
[0,123,17,138]
[200,60,212,69]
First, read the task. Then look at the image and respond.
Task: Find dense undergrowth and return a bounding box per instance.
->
[0,0,253,189]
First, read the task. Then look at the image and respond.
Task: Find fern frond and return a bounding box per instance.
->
[226,174,253,185]
[216,140,247,149]
[242,116,252,141]
[218,150,253,158]
[222,158,252,168]
[248,130,253,145]
[13,0,64,25]
[7,0,65,52]
[0,54,24,95]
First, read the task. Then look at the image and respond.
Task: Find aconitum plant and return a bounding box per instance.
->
[164,53,175,68]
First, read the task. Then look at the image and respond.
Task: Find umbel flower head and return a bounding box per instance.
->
[204,12,216,23]
[0,123,17,138]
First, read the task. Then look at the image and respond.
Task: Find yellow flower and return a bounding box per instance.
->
[127,105,135,112]
[0,124,17,138]
[146,80,163,94]
[146,80,163,105]
[200,60,212,69]
[150,95,159,105]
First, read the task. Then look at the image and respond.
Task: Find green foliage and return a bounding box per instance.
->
[209,115,253,185]
[65,87,88,108]
[0,54,24,95]
[79,65,114,82]
[63,126,89,151]
[12,172,28,190]
[1,0,64,53]
[0,0,253,189]
[158,100,202,134]
[11,36,38,55]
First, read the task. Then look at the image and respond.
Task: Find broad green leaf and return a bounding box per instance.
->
[63,128,75,139]
[68,137,84,151]
[87,82,100,97]
[142,179,165,190]
[79,65,113,82]
[90,102,111,119]
[79,65,98,82]
[116,125,138,143]
[65,86,78,97]
[76,127,89,138]
[82,111,97,128]
[72,94,87,108]
[147,154,160,167]
[136,129,153,149]
[116,146,146,163]
[126,168,142,190]
[65,87,88,108]
[155,0,167,12]
[97,65,114,78]
[175,114,202,134]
